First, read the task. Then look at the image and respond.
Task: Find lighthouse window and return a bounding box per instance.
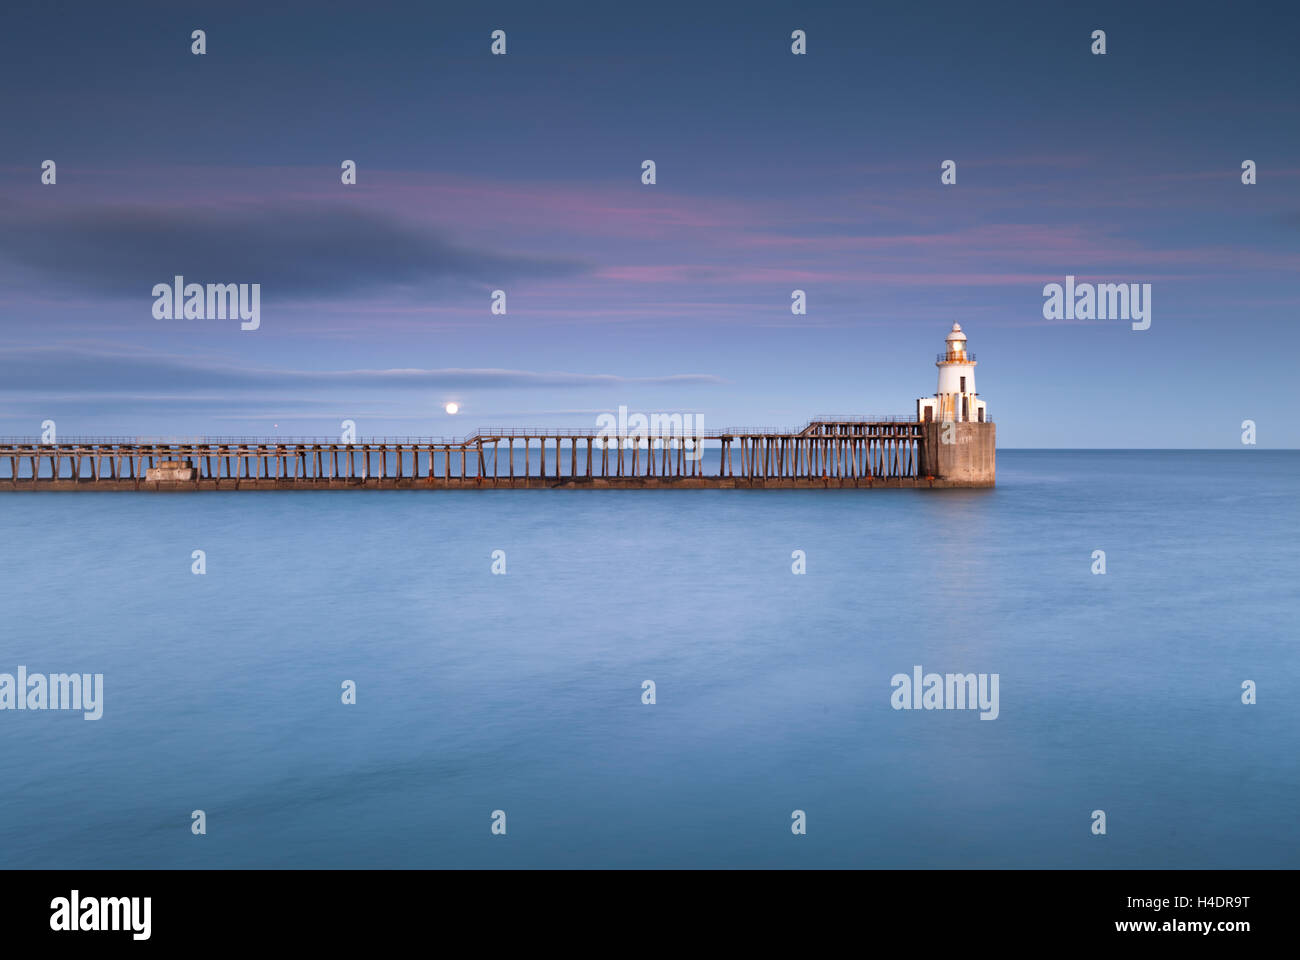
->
[960,376,966,392]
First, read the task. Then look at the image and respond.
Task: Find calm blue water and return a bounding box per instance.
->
[1,450,1296,868]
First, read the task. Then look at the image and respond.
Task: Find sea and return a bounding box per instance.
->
[1,450,1296,868]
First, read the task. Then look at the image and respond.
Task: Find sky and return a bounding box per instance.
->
[1,0,1297,447]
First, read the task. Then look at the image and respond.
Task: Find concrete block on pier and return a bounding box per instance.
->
[145,460,196,482]
[918,422,996,486]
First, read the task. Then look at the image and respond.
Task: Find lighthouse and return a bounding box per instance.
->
[917,323,987,424]
[915,323,996,485]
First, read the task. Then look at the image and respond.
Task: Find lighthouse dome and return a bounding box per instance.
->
[946,323,967,344]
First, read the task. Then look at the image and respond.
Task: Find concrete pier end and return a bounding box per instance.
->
[918,422,996,486]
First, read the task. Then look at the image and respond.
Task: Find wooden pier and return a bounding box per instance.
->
[0,418,995,490]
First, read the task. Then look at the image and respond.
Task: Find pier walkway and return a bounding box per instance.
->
[0,417,993,490]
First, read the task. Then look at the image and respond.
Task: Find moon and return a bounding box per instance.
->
[444,402,460,415]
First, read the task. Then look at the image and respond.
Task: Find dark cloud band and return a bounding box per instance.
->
[0,201,589,299]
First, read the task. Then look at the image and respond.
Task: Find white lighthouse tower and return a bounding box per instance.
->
[917,323,987,423]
